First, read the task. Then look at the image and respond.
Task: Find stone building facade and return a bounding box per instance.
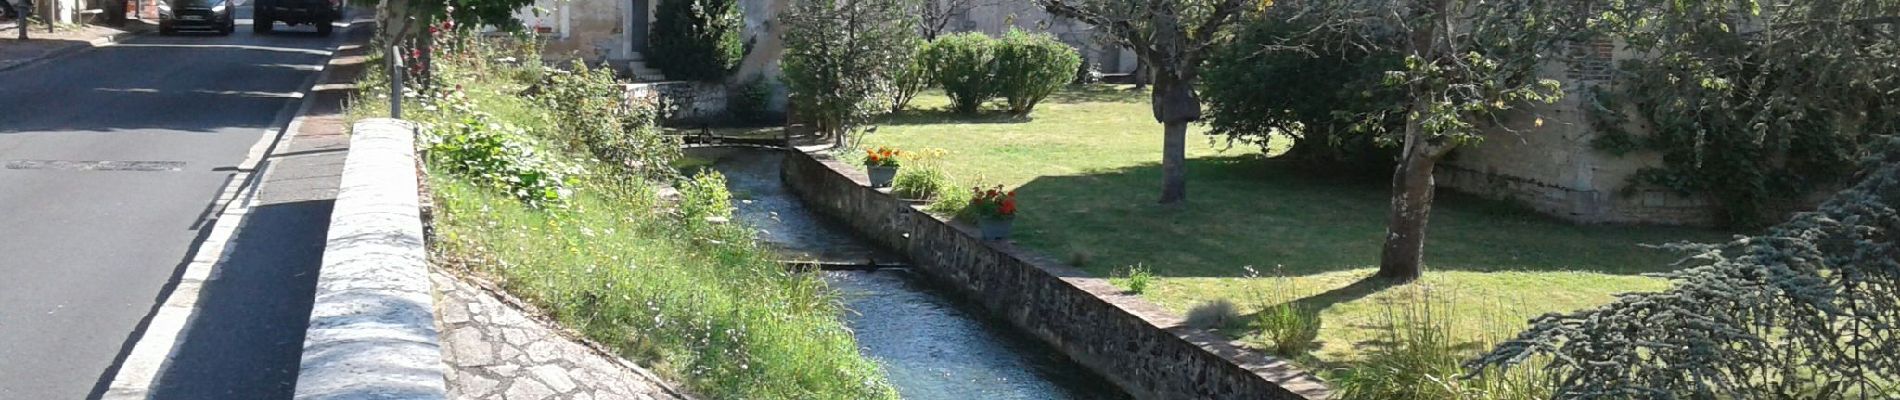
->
[1435,39,1721,226]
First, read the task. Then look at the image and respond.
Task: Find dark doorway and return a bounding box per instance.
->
[630,0,649,53]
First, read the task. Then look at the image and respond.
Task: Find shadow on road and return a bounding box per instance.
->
[147,198,333,399]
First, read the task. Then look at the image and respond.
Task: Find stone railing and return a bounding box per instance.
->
[294,118,447,400]
[781,149,1333,400]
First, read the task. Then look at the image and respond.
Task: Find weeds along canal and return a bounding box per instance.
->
[685,147,1128,400]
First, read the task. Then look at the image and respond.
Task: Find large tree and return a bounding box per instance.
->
[1276,0,1596,280]
[1035,0,1252,205]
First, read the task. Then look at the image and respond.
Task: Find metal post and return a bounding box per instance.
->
[16,0,31,40]
[389,45,403,119]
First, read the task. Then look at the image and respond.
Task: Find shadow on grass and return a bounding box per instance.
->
[1008,154,1721,279]
[1228,276,1402,365]
[877,107,1032,126]
[1043,84,1148,104]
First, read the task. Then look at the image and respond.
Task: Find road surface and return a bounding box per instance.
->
[0,8,346,399]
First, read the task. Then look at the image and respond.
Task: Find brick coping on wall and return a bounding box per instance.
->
[779,147,1332,400]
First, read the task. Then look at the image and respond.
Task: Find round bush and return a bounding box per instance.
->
[1201,19,1403,172]
[993,29,1081,115]
[649,0,745,82]
[921,32,998,114]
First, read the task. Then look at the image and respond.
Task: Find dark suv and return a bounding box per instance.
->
[156,0,236,35]
[254,0,340,35]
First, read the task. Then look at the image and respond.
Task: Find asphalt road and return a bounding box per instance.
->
[0,9,342,399]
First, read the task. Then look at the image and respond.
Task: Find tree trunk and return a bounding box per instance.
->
[1151,70,1198,205]
[1378,125,1442,281]
[1160,120,1188,204]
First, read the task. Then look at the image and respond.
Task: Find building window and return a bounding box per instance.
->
[1566,37,1615,82]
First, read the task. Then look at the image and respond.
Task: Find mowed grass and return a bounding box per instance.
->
[861,85,1725,367]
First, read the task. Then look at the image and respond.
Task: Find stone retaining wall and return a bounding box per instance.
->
[295,118,447,400]
[780,149,1332,400]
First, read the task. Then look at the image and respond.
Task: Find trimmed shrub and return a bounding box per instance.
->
[1200,18,1403,172]
[888,45,933,113]
[648,0,745,82]
[921,32,998,114]
[993,29,1081,115]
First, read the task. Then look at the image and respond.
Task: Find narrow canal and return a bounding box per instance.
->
[688,147,1127,400]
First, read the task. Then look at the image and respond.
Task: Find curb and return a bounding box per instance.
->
[0,22,152,73]
[294,118,446,400]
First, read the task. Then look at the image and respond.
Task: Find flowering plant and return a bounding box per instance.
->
[968,186,1017,219]
[863,146,903,168]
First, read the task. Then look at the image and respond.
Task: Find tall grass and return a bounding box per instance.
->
[432,176,897,399]
[413,32,898,399]
[1331,286,1552,400]
[1247,267,1320,358]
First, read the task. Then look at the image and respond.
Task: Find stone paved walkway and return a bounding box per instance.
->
[433,269,691,400]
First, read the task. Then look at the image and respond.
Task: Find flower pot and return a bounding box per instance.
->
[978,217,1014,241]
[867,165,897,188]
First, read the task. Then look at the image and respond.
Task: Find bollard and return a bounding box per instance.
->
[389,45,403,119]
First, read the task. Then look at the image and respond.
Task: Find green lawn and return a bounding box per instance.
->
[861,85,1726,367]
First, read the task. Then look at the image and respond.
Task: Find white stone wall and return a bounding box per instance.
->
[1437,39,1718,225]
[295,119,447,400]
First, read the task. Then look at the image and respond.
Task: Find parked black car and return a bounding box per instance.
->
[253,0,338,35]
[157,0,236,35]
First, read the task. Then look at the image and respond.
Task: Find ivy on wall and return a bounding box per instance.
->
[1581,0,1899,228]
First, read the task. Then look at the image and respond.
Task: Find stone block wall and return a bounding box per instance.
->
[1435,39,1722,226]
[781,150,1331,400]
[624,81,728,124]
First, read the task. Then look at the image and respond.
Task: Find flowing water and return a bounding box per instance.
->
[691,147,1128,400]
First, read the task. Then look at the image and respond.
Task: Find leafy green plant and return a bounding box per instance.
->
[420,91,579,208]
[1200,17,1403,171]
[921,32,998,114]
[992,29,1081,115]
[648,0,744,81]
[536,62,681,180]
[725,77,775,125]
[1115,264,1153,294]
[1581,0,1898,228]
[925,178,974,216]
[888,45,934,113]
[892,164,951,200]
[779,0,919,143]
[966,185,1017,220]
[678,169,734,222]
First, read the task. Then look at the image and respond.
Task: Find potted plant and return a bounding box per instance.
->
[863,146,903,188]
[968,186,1017,241]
